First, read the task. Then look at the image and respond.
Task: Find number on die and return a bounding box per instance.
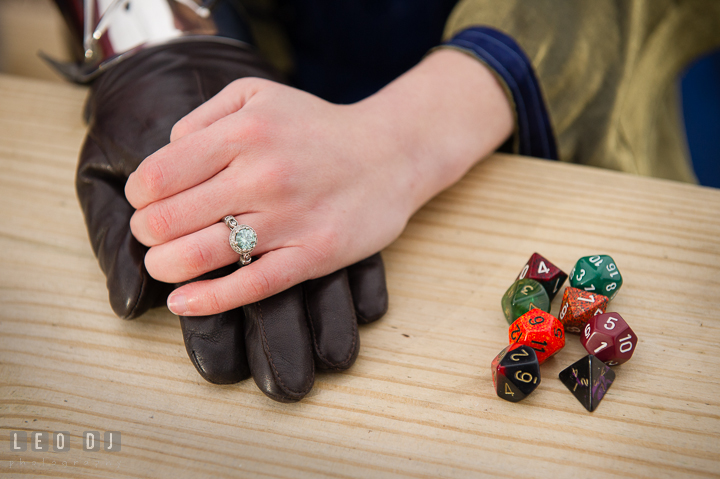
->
[570,255,623,300]
[491,344,541,403]
[509,310,565,364]
[581,313,638,366]
[501,278,550,325]
[558,287,608,334]
[517,252,568,301]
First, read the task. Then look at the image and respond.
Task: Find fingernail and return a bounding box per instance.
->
[167,293,188,315]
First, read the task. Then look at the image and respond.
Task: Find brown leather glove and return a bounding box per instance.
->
[78,41,388,402]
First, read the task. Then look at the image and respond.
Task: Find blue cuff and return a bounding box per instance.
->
[444,26,558,160]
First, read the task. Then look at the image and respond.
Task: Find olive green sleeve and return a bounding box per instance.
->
[439,0,720,182]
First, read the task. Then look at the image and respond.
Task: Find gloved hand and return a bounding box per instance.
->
[77,41,388,401]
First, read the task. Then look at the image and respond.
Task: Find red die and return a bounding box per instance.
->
[509,310,565,364]
[581,313,638,365]
[558,287,608,334]
[517,252,568,301]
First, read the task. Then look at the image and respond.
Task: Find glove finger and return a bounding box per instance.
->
[304,269,359,371]
[345,253,389,324]
[243,285,314,402]
[180,308,250,384]
[178,265,250,384]
[77,136,172,319]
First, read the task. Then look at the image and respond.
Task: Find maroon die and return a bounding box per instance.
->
[581,313,638,366]
[517,253,568,301]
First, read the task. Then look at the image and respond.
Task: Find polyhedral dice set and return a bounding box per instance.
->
[491,252,638,412]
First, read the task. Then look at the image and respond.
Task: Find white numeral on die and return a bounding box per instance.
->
[594,342,608,354]
[604,317,618,330]
[618,334,633,353]
[519,264,529,280]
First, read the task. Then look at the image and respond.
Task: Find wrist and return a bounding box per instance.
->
[354,48,513,215]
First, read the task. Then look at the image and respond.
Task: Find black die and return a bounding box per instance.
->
[559,355,616,412]
[491,344,541,402]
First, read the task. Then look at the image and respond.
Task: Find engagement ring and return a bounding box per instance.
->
[223,216,257,266]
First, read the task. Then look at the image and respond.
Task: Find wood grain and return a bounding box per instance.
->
[0,73,719,478]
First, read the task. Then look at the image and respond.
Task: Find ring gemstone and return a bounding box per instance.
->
[235,227,257,252]
[223,216,257,266]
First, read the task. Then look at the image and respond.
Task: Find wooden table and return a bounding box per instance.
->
[1,73,719,479]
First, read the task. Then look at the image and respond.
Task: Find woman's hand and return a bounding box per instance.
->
[124,49,513,316]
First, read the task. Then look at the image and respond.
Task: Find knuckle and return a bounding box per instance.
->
[231,77,250,87]
[244,163,293,198]
[266,162,295,193]
[180,242,211,276]
[230,76,267,92]
[203,289,223,314]
[306,230,337,263]
[241,116,273,144]
[145,203,174,241]
[227,78,247,91]
[297,231,339,279]
[245,268,274,300]
[139,161,167,198]
[170,120,189,141]
[226,78,252,98]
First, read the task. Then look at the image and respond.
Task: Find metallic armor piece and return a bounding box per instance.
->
[47,0,250,82]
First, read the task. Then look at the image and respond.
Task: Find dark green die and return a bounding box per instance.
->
[569,255,623,300]
[501,278,550,325]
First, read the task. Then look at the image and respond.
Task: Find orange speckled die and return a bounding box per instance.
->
[558,287,609,334]
[509,310,565,364]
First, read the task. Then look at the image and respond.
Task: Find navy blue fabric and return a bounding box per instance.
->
[681,49,720,188]
[445,27,558,160]
[211,1,256,45]
[275,0,459,104]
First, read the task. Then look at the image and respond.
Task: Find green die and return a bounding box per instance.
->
[501,278,550,325]
[569,255,623,300]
